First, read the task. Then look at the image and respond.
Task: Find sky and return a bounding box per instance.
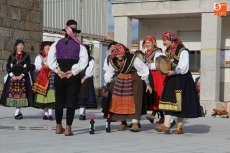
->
[108,0,138,40]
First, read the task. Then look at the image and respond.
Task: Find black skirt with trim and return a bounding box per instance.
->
[160,71,202,118]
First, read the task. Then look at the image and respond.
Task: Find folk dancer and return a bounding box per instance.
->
[103,43,152,132]
[154,31,201,134]
[48,19,88,136]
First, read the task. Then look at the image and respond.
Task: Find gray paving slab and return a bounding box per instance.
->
[0,106,230,153]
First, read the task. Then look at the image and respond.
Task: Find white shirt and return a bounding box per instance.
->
[146,50,165,70]
[103,55,109,72]
[174,50,189,74]
[84,59,95,79]
[34,55,43,72]
[48,40,88,76]
[104,57,149,83]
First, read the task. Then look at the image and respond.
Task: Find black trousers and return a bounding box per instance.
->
[55,74,81,109]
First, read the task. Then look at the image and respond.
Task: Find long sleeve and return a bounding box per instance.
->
[22,54,31,75]
[174,50,189,74]
[84,59,94,79]
[133,57,149,81]
[34,55,43,72]
[104,63,115,83]
[48,40,60,73]
[147,51,165,70]
[6,54,14,77]
[71,45,88,76]
[103,56,109,72]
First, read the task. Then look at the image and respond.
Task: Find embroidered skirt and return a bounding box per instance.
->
[159,71,202,118]
[103,71,146,120]
[34,72,55,108]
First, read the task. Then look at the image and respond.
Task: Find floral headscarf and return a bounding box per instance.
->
[162,31,184,53]
[142,36,158,50]
[109,43,129,60]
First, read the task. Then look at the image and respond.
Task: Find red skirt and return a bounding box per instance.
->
[148,70,165,110]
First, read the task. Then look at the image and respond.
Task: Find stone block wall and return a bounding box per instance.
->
[0,0,43,95]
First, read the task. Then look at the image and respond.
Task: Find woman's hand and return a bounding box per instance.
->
[167,70,174,77]
[17,76,23,80]
[11,76,17,80]
[146,85,152,94]
[81,78,86,84]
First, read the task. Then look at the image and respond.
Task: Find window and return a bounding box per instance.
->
[189,50,200,72]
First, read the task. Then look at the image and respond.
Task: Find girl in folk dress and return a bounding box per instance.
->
[1,39,33,120]
[142,36,166,124]
[154,31,201,134]
[33,41,55,120]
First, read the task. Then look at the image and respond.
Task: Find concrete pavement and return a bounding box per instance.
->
[0,106,230,153]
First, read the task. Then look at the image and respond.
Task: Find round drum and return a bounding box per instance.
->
[135,50,146,63]
[155,55,171,75]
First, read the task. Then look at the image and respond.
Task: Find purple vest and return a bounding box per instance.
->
[56,38,80,60]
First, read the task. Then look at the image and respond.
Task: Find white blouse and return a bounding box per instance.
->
[34,55,43,72]
[146,50,166,70]
[104,57,149,84]
[103,55,109,72]
[48,40,88,76]
[84,59,95,79]
[174,50,189,74]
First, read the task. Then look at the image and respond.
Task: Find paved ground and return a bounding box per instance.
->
[0,106,230,153]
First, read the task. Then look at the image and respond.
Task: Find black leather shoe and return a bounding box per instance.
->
[14,114,23,120]
[79,115,86,120]
[170,119,176,128]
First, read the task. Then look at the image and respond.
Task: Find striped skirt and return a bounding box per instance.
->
[109,73,135,114]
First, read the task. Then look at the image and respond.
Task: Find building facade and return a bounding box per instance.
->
[43,0,108,36]
[112,0,230,114]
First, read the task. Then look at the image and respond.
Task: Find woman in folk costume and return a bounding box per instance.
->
[0,39,33,120]
[154,31,201,134]
[48,19,88,136]
[33,41,55,120]
[78,44,97,120]
[103,43,152,132]
[142,36,166,124]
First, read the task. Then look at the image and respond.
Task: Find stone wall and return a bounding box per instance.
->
[0,0,43,94]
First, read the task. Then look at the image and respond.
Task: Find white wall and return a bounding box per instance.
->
[138,17,201,50]
[138,16,230,101]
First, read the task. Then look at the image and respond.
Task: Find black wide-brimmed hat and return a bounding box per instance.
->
[62,19,81,33]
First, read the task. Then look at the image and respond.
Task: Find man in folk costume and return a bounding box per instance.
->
[48,20,88,136]
[33,41,55,120]
[103,43,152,132]
[141,36,166,124]
[154,31,201,134]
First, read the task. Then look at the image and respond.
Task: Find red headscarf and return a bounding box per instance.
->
[110,43,129,60]
[142,36,158,57]
[142,36,158,50]
[162,31,184,53]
